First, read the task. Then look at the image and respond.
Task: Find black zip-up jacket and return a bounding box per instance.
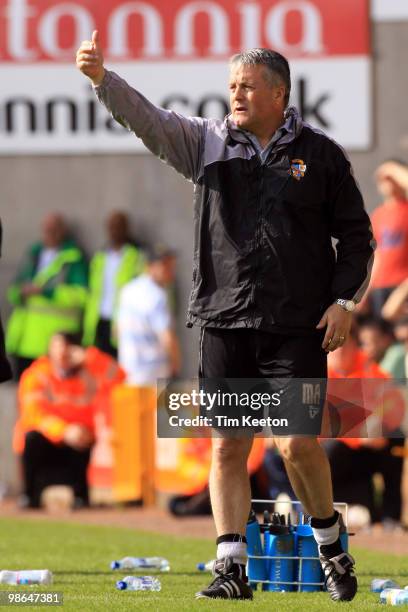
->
[96,71,375,334]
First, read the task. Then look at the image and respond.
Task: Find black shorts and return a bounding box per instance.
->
[199,327,327,436]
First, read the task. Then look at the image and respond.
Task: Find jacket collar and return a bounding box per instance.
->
[225,106,303,150]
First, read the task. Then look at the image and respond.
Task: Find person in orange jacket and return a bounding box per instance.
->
[14,332,125,508]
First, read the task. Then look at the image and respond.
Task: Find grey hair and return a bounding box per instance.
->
[230,48,291,107]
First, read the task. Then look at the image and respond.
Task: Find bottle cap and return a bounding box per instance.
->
[111,561,120,570]
[116,580,127,590]
[295,524,314,536]
[247,509,257,523]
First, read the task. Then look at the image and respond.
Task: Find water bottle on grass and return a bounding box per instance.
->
[0,570,52,585]
[197,560,215,572]
[372,579,400,592]
[116,576,161,591]
[380,588,408,605]
[111,557,170,571]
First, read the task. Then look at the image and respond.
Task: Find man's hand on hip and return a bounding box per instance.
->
[76,30,105,86]
[316,303,352,352]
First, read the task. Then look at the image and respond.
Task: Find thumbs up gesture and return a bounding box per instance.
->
[76,30,105,86]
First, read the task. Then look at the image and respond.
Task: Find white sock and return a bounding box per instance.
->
[312,521,340,548]
[217,541,247,566]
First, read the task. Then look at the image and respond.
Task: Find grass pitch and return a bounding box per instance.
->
[0,517,407,610]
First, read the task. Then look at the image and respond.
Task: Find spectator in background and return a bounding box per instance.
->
[6,213,88,379]
[0,220,12,383]
[322,329,404,528]
[394,317,408,374]
[382,279,408,323]
[14,332,125,509]
[117,245,180,385]
[368,160,408,317]
[82,211,144,358]
[358,317,405,380]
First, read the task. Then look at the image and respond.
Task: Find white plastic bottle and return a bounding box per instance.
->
[197,560,216,572]
[0,570,53,585]
[380,588,408,605]
[111,557,170,571]
[116,576,161,591]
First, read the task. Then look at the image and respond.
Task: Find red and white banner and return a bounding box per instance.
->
[0,0,372,154]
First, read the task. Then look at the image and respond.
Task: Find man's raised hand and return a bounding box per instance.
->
[76,30,105,86]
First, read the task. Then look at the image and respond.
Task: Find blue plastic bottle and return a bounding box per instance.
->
[263,523,295,592]
[295,524,323,592]
[338,513,349,553]
[246,510,267,588]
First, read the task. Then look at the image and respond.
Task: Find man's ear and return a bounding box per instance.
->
[273,85,285,102]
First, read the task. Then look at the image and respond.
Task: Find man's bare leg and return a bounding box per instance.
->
[281,458,315,516]
[274,436,333,517]
[273,436,358,601]
[209,435,254,535]
[195,435,255,600]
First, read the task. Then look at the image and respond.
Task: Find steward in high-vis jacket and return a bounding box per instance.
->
[82,211,144,357]
[0,220,12,383]
[6,213,88,377]
[14,332,125,508]
[93,72,375,334]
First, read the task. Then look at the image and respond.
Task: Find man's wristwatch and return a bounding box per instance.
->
[335,298,356,312]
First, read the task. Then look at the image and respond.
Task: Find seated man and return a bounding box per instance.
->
[14,332,125,508]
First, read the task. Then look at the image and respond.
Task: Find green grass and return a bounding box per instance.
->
[0,517,407,611]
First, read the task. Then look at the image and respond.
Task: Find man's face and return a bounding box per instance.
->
[49,335,72,372]
[107,212,128,246]
[48,334,84,375]
[358,327,391,363]
[150,256,176,286]
[229,63,284,134]
[394,323,408,350]
[42,214,65,248]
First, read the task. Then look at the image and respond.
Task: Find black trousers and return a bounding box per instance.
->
[94,318,118,358]
[22,431,91,507]
[321,439,404,522]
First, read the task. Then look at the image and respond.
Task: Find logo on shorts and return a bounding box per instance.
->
[309,406,320,419]
[302,383,321,405]
[290,159,307,180]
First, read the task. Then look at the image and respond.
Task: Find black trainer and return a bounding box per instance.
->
[196,557,253,600]
[320,551,357,602]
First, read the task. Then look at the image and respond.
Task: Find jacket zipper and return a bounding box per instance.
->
[250,162,264,323]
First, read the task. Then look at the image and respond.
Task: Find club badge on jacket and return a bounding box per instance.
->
[289,159,307,180]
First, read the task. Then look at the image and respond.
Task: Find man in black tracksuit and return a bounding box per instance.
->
[77,36,375,602]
